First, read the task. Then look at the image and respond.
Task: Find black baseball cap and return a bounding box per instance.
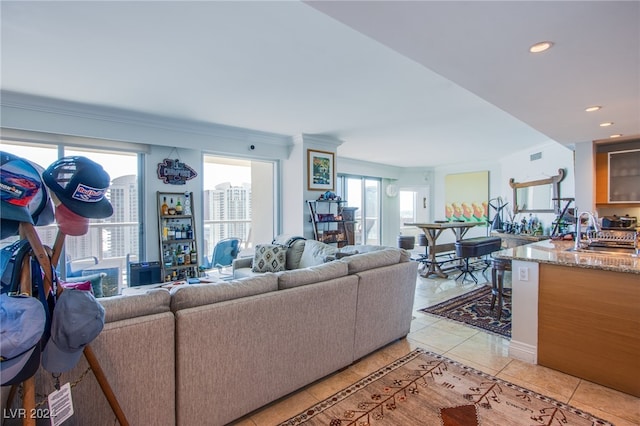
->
[43,156,113,219]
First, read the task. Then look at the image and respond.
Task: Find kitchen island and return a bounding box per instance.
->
[494,239,639,397]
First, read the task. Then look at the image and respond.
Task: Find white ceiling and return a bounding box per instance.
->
[1,1,638,168]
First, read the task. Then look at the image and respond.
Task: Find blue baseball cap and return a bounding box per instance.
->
[43,156,113,219]
[0,152,55,239]
[0,293,46,386]
[42,289,105,373]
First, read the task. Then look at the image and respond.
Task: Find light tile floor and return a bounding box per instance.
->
[233,269,640,426]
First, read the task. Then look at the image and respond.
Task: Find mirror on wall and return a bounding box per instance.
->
[510,169,565,214]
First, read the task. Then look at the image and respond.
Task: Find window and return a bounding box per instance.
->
[202,155,276,263]
[400,190,416,228]
[337,175,381,245]
[1,140,141,295]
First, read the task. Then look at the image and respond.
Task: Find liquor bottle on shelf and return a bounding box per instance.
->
[184,192,192,215]
[190,245,197,265]
[161,197,169,215]
[175,198,183,214]
[162,220,168,241]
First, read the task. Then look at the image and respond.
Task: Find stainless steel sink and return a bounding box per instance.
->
[566,245,638,256]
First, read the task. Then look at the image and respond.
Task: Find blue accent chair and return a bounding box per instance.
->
[208,238,241,275]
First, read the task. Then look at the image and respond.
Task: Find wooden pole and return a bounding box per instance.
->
[18,223,52,296]
[18,246,35,426]
[48,228,130,425]
[83,346,129,426]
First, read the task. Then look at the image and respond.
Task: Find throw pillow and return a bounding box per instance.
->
[252,244,287,273]
[63,272,105,298]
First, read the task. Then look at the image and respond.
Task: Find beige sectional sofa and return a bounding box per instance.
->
[11,242,417,426]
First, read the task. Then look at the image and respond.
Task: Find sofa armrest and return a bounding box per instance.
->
[232,256,253,271]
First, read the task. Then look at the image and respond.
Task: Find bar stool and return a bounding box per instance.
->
[490,257,511,320]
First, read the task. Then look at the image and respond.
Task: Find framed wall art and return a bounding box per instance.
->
[307,149,335,191]
[444,170,489,224]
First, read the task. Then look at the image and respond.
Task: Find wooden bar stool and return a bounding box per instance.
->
[490,257,511,320]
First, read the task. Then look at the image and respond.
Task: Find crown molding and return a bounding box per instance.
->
[1,90,292,148]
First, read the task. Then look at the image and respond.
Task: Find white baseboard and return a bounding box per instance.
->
[509,340,537,364]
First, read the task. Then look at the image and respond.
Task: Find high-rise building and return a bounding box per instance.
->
[203,182,251,255]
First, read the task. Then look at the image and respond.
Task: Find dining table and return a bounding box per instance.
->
[405,221,484,278]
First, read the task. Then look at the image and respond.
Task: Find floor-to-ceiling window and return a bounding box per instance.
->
[202,155,276,262]
[1,140,141,295]
[337,175,381,245]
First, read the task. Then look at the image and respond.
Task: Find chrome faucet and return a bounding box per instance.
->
[574,211,600,250]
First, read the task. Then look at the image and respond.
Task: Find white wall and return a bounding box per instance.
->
[145,146,202,262]
[500,141,575,234]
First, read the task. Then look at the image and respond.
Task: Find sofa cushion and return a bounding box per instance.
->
[252,244,287,273]
[285,239,306,270]
[342,249,402,274]
[169,274,278,311]
[340,244,386,255]
[298,240,339,269]
[271,235,307,269]
[277,261,348,289]
[99,289,171,323]
[341,245,411,263]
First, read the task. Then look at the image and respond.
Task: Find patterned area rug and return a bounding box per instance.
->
[419,285,511,338]
[279,349,613,426]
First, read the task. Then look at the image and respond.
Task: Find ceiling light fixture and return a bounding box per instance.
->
[610,134,622,138]
[585,106,601,112]
[529,41,554,53]
[599,122,614,127]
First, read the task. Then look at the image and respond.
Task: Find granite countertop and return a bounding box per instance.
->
[494,239,640,274]
[490,232,549,242]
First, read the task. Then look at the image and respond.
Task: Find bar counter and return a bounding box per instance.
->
[494,238,640,274]
[494,238,640,397]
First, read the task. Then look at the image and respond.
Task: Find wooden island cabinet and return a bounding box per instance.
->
[495,239,640,397]
[538,263,640,397]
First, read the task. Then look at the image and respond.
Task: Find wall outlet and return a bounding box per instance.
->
[518,266,529,281]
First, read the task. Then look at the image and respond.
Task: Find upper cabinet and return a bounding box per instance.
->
[595,141,640,205]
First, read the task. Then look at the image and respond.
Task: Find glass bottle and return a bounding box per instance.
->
[175,197,183,215]
[161,196,169,215]
[168,198,176,215]
[190,245,197,265]
[184,192,192,215]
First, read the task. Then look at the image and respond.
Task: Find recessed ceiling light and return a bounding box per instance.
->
[529,41,554,53]
[585,106,601,112]
[599,122,614,127]
[610,134,622,138]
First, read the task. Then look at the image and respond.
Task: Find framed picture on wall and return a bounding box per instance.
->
[307,149,335,191]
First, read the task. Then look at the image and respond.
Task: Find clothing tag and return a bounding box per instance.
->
[48,382,74,426]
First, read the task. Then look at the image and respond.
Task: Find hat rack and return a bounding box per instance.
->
[2,153,129,425]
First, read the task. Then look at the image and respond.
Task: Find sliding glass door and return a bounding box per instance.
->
[338,175,381,245]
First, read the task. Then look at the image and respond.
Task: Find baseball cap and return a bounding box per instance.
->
[0,293,46,386]
[42,288,105,373]
[43,156,113,219]
[0,152,55,240]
